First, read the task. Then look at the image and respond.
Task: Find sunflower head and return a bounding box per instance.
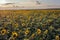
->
[15,23,19,27]
[22,23,26,27]
[30,33,35,39]
[12,31,18,38]
[1,29,7,35]
[25,29,30,35]
[55,35,59,40]
[12,23,19,28]
[44,29,48,34]
[36,29,41,35]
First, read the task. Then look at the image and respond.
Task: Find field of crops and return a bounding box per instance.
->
[0,10,60,40]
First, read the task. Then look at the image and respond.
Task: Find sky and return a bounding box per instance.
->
[0,0,60,5]
[40,0,60,5]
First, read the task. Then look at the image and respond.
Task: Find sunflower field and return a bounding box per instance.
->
[0,10,60,40]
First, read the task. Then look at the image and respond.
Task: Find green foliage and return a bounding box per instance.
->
[0,10,60,40]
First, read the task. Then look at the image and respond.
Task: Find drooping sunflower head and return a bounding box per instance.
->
[12,31,18,38]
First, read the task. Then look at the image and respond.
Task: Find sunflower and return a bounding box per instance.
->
[12,23,19,28]
[22,23,26,27]
[1,29,7,35]
[44,29,48,34]
[12,31,18,38]
[25,29,30,35]
[15,23,19,28]
[36,29,41,35]
[55,35,59,40]
[30,33,35,39]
